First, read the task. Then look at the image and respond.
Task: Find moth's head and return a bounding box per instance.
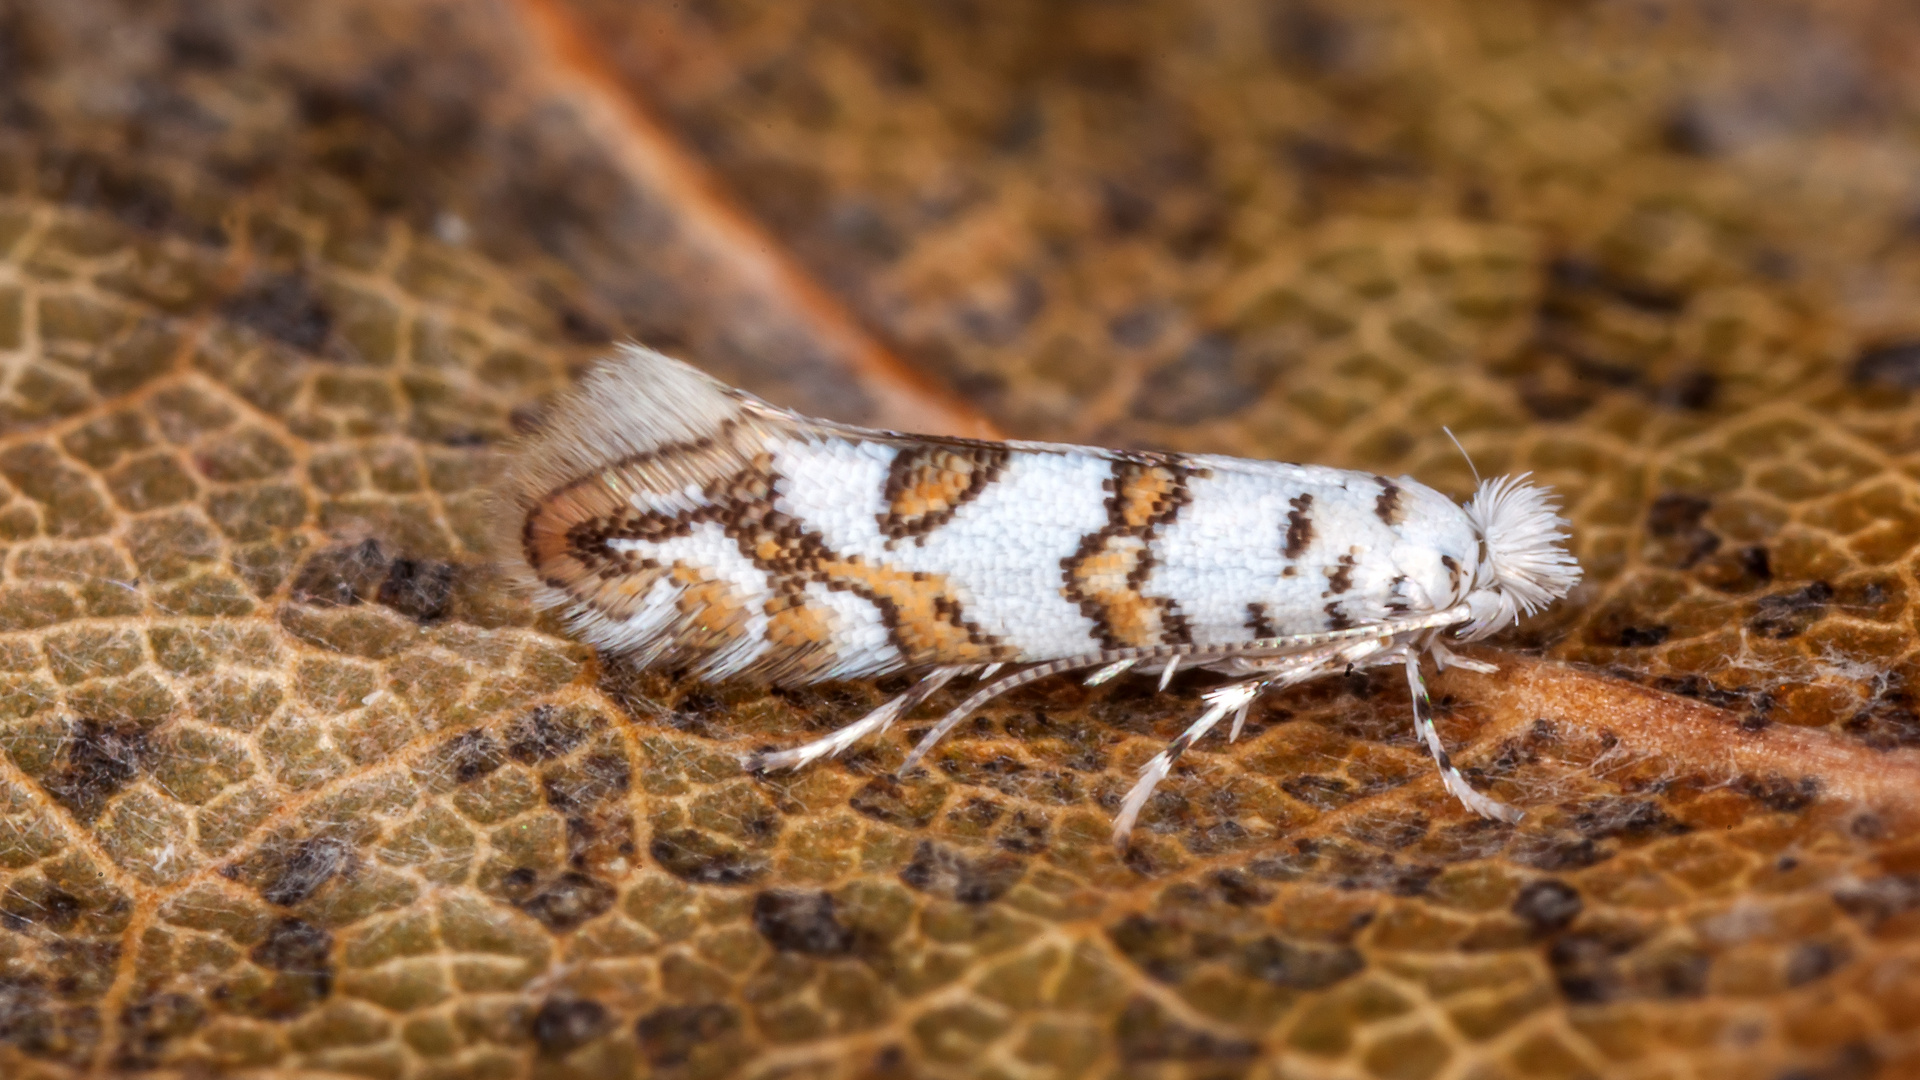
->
[1456,474,1581,640]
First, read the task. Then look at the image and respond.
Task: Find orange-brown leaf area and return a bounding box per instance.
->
[0,0,1916,1077]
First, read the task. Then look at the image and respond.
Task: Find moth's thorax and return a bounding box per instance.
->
[499,347,1578,685]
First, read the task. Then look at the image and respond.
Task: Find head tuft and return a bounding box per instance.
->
[1459,474,1581,638]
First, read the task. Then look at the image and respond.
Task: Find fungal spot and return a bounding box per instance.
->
[434,729,504,785]
[1853,340,1920,388]
[1734,773,1820,813]
[1547,928,1640,1004]
[260,835,353,907]
[0,884,81,933]
[541,752,631,816]
[848,776,946,829]
[222,271,335,353]
[288,539,389,607]
[113,992,202,1070]
[376,557,455,622]
[751,890,855,955]
[506,705,589,764]
[42,718,151,824]
[530,997,612,1056]
[1236,936,1365,990]
[1511,880,1583,934]
[1785,942,1848,987]
[1646,493,1719,568]
[1569,798,1687,841]
[1130,335,1271,424]
[1513,835,1607,873]
[649,828,768,885]
[1747,581,1834,639]
[898,840,1023,903]
[514,870,617,932]
[1614,625,1669,648]
[635,1004,739,1068]
[1835,875,1920,930]
[247,917,335,1017]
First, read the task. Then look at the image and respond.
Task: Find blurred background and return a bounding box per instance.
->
[4,0,1920,1077]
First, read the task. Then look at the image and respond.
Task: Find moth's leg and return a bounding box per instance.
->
[745,666,970,772]
[1430,639,1497,674]
[1112,680,1266,848]
[1404,650,1522,822]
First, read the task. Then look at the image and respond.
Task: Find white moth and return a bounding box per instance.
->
[497,346,1581,846]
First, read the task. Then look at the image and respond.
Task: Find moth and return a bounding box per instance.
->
[497,346,1581,846]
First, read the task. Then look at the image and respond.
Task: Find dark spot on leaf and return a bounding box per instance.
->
[1785,942,1848,987]
[849,775,944,829]
[222,272,335,353]
[1853,340,1920,389]
[260,836,352,907]
[1237,936,1365,990]
[251,917,332,973]
[1211,869,1272,906]
[649,828,768,885]
[530,997,611,1056]
[0,885,81,933]
[1735,773,1820,813]
[542,752,631,816]
[289,539,389,607]
[1130,334,1272,424]
[1570,798,1688,841]
[1658,369,1717,410]
[1646,492,1720,568]
[376,557,455,622]
[1511,880,1582,934]
[506,705,588,764]
[1547,928,1639,1003]
[436,729,503,784]
[635,1003,738,1067]
[1615,624,1670,648]
[42,718,150,824]
[112,992,203,1069]
[165,18,235,70]
[996,809,1050,854]
[752,890,855,955]
[1513,834,1608,872]
[667,691,728,737]
[898,840,1024,903]
[1835,874,1920,929]
[1660,101,1718,156]
[1747,582,1834,639]
[515,871,616,932]
[240,910,334,1014]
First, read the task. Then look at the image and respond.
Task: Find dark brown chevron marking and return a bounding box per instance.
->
[1325,551,1358,596]
[1245,602,1279,640]
[1375,477,1406,526]
[1284,493,1315,559]
[1062,457,1198,650]
[879,443,1010,544]
[1324,602,1354,631]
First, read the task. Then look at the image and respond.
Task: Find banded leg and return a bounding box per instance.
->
[1403,650,1522,822]
[1111,680,1264,847]
[745,666,970,772]
[1110,641,1376,847]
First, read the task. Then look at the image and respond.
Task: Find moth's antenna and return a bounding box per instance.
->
[1443,427,1482,485]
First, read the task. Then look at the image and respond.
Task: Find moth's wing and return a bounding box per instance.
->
[494,345,1029,682]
